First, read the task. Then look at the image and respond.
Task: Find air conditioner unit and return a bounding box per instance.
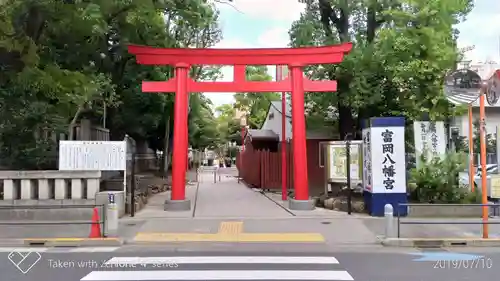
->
[450,126,460,138]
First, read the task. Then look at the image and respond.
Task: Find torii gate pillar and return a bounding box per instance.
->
[128,43,352,211]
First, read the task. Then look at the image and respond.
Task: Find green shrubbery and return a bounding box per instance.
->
[408,152,481,204]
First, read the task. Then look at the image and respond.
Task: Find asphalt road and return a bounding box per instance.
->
[1,247,499,281]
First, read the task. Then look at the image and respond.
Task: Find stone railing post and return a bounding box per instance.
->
[86,178,100,199]
[71,179,83,199]
[3,179,14,200]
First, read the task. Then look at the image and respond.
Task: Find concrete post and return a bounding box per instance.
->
[71,179,83,199]
[105,193,119,237]
[3,180,14,200]
[384,204,394,238]
[55,179,66,199]
[86,178,99,199]
[20,179,32,199]
[38,179,50,199]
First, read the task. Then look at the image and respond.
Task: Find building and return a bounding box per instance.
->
[239,101,336,195]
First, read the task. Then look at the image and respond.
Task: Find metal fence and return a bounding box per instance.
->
[396,203,500,238]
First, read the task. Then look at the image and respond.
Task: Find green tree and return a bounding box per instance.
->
[0,0,117,168]
[234,66,280,129]
[290,0,472,138]
[189,94,219,150]
[215,104,242,145]
[0,0,222,169]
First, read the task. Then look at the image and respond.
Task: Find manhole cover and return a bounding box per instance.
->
[321,221,331,225]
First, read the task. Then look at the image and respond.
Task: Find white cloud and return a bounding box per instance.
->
[257,27,291,48]
[213,39,256,49]
[456,4,500,64]
[218,0,305,23]
[214,27,290,49]
[457,13,500,39]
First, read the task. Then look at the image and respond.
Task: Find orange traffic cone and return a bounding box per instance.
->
[89,207,102,238]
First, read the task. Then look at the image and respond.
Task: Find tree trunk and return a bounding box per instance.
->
[161,115,171,177]
[68,106,84,140]
[338,103,355,139]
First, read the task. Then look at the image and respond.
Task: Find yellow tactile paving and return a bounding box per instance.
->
[218,221,244,235]
[133,221,325,242]
[133,232,325,242]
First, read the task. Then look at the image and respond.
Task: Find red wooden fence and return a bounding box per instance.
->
[236,144,294,191]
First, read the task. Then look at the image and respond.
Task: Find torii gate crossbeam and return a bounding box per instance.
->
[128,43,352,211]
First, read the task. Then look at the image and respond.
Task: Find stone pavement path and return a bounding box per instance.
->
[194,169,292,218]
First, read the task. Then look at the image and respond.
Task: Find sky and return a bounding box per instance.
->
[207,0,500,109]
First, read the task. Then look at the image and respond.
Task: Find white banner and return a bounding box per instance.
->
[59,141,127,171]
[370,126,406,194]
[362,128,372,192]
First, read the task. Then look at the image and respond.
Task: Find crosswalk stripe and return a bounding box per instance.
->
[0,247,120,253]
[0,247,49,252]
[81,270,354,281]
[104,256,339,265]
[70,247,120,253]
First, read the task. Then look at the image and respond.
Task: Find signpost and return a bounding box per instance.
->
[322,140,362,215]
[413,121,446,167]
[362,117,407,216]
[490,175,500,199]
[324,141,363,184]
[58,140,127,193]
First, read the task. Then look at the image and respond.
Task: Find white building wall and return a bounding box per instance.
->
[260,102,292,141]
[451,107,500,139]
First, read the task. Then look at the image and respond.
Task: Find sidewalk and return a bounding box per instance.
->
[362,217,500,239]
[9,167,500,247]
[193,172,292,218]
[126,172,380,246]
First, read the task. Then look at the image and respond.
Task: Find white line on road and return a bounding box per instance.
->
[0,247,49,252]
[69,247,120,252]
[0,247,120,253]
[81,270,354,281]
[104,256,339,265]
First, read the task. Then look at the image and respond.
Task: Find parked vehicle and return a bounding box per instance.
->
[459,164,498,196]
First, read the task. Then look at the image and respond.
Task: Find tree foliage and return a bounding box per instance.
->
[409,152,480,203]
[290,0,473,138]
[0,0,222,169]
[215,104,241,145]
[234,66,281,129]
[189,94,219,150]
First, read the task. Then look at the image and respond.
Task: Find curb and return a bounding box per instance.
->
[381,238,500,247]
[0,238,123,247]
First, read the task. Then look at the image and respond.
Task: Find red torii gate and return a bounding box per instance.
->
[128,43,352,211]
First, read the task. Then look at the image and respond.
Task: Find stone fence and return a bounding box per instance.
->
[0,170,101,201]
[0,170,127,221]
